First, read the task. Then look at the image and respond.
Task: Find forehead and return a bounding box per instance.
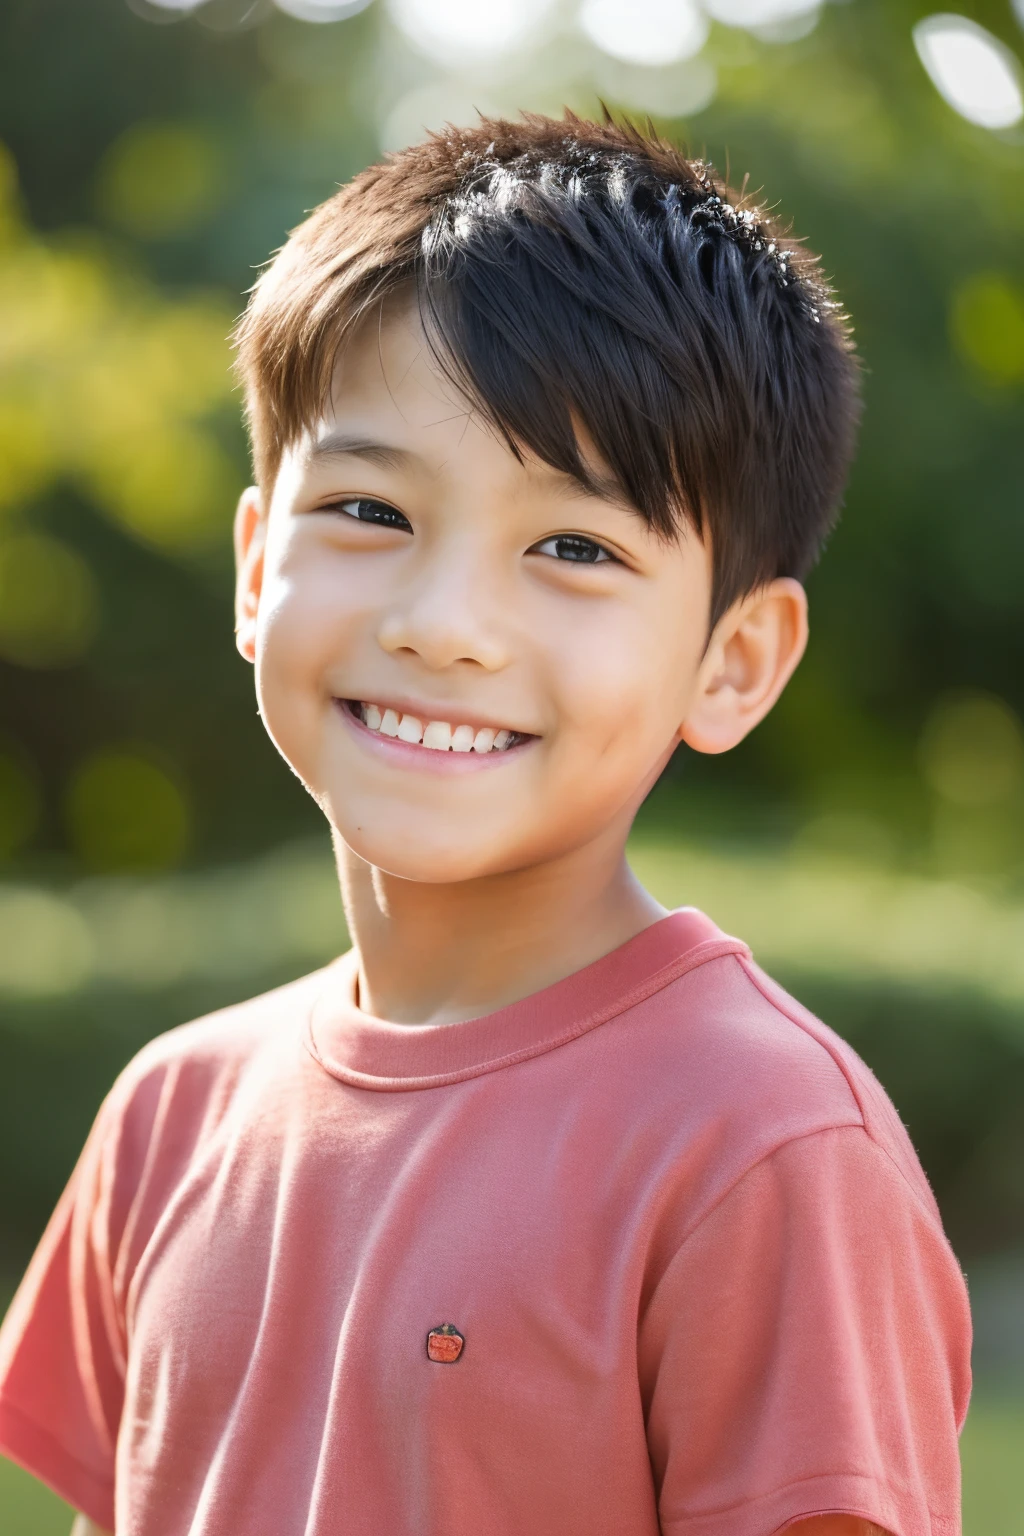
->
[300,296,517,491]
[330,293,456,427]
[299,294,627,507]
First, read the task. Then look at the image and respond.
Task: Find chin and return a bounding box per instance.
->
[333,817,514,885]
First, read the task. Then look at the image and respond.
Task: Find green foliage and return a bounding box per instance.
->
[0,751,40,858]
[951,272,1024,386]
[962,1401,1024,1536]
[0,533,98,668]
[0,146,238,554]
[64,749,191,872]
[96,120,223,239]
[0,1456,73,1536]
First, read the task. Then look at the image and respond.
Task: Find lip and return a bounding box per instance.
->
[334,699,536,773]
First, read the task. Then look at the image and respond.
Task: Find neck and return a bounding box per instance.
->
[334,821,666,1027]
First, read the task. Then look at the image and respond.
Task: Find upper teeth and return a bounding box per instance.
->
[360,703,514,753]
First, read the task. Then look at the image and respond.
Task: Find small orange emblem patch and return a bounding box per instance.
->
[426,1324,464,1363]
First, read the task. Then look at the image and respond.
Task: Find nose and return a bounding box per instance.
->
[375,548,511,673]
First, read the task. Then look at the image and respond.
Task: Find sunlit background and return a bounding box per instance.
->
[1,0,1023,1528]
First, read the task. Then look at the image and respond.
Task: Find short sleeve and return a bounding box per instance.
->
[639,1126,972,1536]
[0,1075,141,1531]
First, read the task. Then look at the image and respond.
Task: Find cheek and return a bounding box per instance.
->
[253,546,366,761]
[548,597,700,758]
[258,538,366,676]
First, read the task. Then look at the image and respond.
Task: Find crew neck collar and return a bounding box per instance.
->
[304,908,748,1093]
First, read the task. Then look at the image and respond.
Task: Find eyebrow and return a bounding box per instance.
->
[306,432,419,471]
[557,466,632,508]
[307,428,633,511]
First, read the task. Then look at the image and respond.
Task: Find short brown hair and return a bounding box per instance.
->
[235,111,860,626]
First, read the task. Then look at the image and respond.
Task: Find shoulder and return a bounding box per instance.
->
[124,961,337,1074]
[633,947,968,1375]
[97,962,341,1160]
[727,953,938,1214]
[623,939,939,1226]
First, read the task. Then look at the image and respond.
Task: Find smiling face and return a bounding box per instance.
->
[234,297,804,886]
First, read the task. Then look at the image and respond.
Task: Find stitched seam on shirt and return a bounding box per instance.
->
[0,1395,115,1490]
[736,955,869,1120]
[735,954,953,1234]
[305,937,749,1090]
[665,1120,867,1258]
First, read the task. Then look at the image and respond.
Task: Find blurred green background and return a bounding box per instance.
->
[1,0,1023,1528]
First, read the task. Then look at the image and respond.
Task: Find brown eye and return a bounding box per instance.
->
[532,534,613,564]
[336,498,412,531]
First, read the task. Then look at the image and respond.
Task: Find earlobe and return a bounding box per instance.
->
[233,486,266,664]
[680,578,808,755]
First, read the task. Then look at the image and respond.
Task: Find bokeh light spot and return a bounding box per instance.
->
[274,0,372,19]
[580,0,708,68]
[65,750,192,873]
[131,0,205,10]
[0,533,98,669]
[0,751,41,859]
[591,54,718,117]
[88,427,238,550]
[96,122,222,239]
[0,404,51,511]
[0,890,94,996]
[919,692,1024,807]
[703,0,819,31]
[386,0,556,64]
[380,81,508,153]
[913,15,1024,131]
[951,272,1024,387]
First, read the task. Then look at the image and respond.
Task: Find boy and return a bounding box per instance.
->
[0,113,969,1536]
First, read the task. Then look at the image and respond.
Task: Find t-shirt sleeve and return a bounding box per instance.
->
[639,1125,972,1536]
[0,1070,147,1532]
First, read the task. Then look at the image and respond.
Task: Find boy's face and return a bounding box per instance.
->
[235,299,801,884]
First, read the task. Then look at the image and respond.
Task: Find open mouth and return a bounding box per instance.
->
[342,700,531,754]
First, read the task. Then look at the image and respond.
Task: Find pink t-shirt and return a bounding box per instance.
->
[0,909,970,1536]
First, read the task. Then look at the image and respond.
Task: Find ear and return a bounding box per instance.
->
[233,486,266,664]
[680,578,808,755]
